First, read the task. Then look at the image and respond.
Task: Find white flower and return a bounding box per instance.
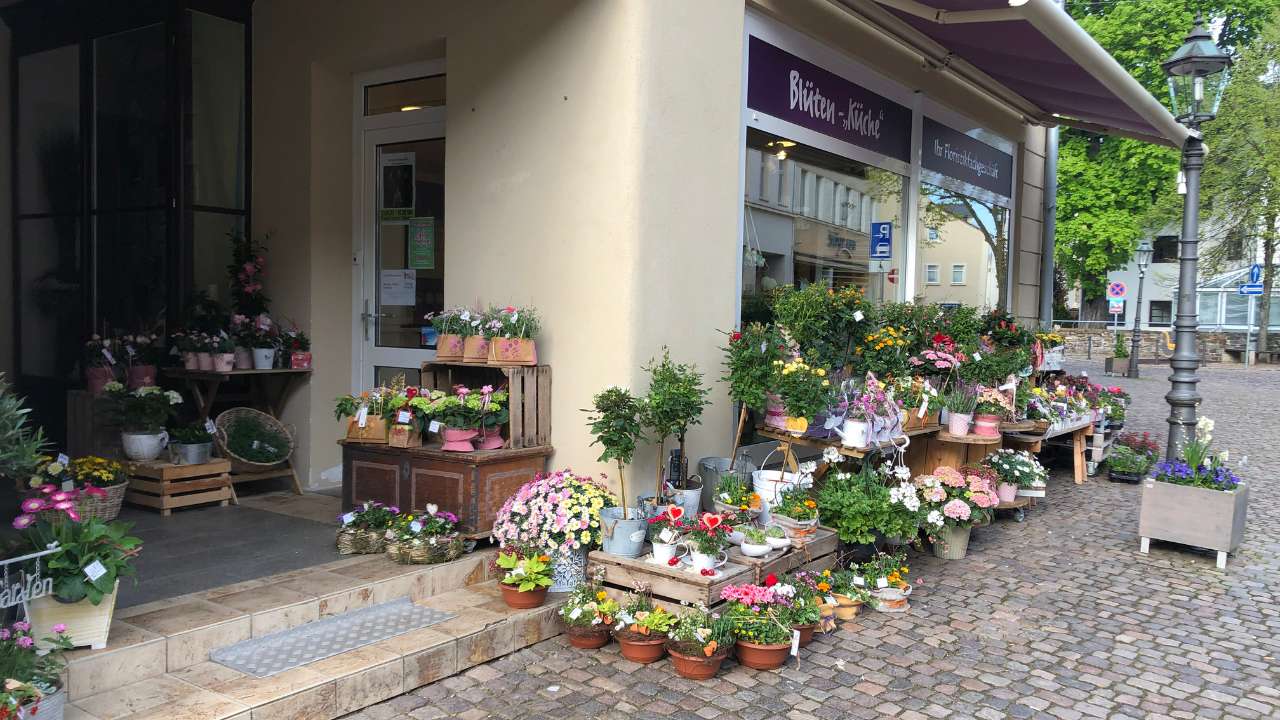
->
[459,310,471,322]
[426,503,439,516]
[822,446,842,464]
[136,386,161,396]
[893,465,911,481]
[46,463,64,475]
[927,510,944,527]
[773,583,796,598]
[1217,450,1229,464]
[798,461,817,474]
[165,390,183,405]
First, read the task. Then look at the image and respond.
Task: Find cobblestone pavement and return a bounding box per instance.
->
[347,360,1280,720]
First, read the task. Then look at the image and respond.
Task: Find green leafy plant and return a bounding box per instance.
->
[224,414,290,464]
[721,323,786,412]
[25,519,142,604]
[1113,333,1130,359]
[713,472,761,512]
[0,619,74,694]
[169,424,213,445]
[641,348,710,498]
[772,357,834,420]
[773,485,818,522]
[741,527,767,545]
[558,571,620,629]
[585,386,646,518]
[817,465,919,544]
[0,374,48,484]
[496,550,553,592]
[943,383,978,414]
[1107,445,1150,475]
[958,347,1029,387]
[617,594,678,636]
[96,383,182,432]
[667,604,734,657]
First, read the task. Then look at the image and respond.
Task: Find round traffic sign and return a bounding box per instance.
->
[1107,281,1127,299]
[887,268,898,284]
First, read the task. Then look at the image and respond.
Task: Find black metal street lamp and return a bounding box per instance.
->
[1129,239,1153,378]
[1162,15,1232,459]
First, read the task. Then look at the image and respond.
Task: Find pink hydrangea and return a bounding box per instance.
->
[925,487,947,503]
[971,491,997,509]
[942,498,971,521]
[935,467,966,488]
[967,475,988,493]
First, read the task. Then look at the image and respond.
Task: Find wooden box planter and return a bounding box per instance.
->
[340,440,551,538]
[726,526,838,583]
[420,361,551,448]
[125,459,234,516]
[345,417,389,444]
[1139,479,1248,568]
[588,549,752,607]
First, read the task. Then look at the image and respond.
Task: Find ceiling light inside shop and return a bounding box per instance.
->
[776,149,788,159]
[400,105,423,112]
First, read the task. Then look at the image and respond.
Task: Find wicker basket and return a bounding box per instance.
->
[213,407,295,474]
[387,534,465,565]
[336,527,387,555]
[77,483,128,522]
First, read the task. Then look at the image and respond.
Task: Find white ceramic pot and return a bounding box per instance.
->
[740,542,771,557]
[687,549,726,573]
[121,431,168,461]
[726,529,745,546]
[651,542,683,565]
[252,348,276,370]
[764,535,791,550]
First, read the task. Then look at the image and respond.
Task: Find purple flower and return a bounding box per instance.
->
[12,621,29,632]
[20,498,45,513]
[11,515,34,530]
[16,636,33,649]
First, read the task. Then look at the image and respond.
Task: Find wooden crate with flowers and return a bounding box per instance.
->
[419,361,550,449]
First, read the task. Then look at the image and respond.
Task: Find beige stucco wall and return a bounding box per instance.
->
[253,0,744,496]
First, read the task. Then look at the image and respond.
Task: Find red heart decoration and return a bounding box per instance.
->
[700,513,721,531]
[666,505,684,521]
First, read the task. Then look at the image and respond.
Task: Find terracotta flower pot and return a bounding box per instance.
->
[832,596,862,621]
[564,625,611,649]
[499,583,547,609]
[85,366,116,396]
[615,630,668,664]
[793,623,816,648]
[734,639,791,670]
[126,364,157,389]
[667,641,732,680]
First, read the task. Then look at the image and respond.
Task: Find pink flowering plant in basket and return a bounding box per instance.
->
[912,465,999,535]
[13,483,102,529]
[492,470,617,555]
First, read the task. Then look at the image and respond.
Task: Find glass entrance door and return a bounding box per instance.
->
[356,113,445,388]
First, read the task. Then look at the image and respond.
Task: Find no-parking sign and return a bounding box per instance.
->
[1107,281,1127,300]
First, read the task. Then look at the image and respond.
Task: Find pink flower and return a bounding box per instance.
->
[942,499,971,520]
[52,624,66,634]
[84,485,107,498]
[925,487,947,503]
[12,622,28,632]
[16,637,33,649]
[967,476,988,493]
[20,499,45,513]
[242,261,257,276]
[0,630,10,640]
[504,305,516,313]
[66,509,81,522]
[11,515,34,530]
[936,467,966,488]
[38,484,56,495]
[50,491,70,503]
[972,492,996,509]
[480,385,494,395]
[53,500,75,511]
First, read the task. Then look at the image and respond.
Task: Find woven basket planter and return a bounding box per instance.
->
[386,534,465,565]
[213,407,295,474]
[336,527,388,555]
[77,483,128,522]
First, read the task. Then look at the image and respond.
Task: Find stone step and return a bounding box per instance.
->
[64,581,564,720]
[63,549,497,701]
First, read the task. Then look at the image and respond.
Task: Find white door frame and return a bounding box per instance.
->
[350,59,446,391]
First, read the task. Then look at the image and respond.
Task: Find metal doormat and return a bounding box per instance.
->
[210,598,455,677]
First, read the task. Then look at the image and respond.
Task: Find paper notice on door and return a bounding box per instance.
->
[408,217,436,270]
[381,269,416,306]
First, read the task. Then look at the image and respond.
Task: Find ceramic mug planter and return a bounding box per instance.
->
[667,641,732,680]
[85,366,116,396]
[735,640,791,670]
[947,412,973,435]
[973,413,1001,437]
[439,427,479,452]
[651,542,683,565]
[686,549,726,574]
[996,482,1018,504]
[196,352,215,371]
[170,441,213,466]
[212,354,235,372]
[499,583,548,609]
[252,348,276,370]
[121,430,168,462]
[740,542,771,557]
[563,625,611,649]
[614,630,667,664]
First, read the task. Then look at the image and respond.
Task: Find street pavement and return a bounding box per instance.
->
[346,359,1280,720]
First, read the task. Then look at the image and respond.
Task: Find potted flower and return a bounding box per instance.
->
[983,449,1047,501]
[770,357,833,436]
[335,389,395,443]
[739,527,771,557]
[914,466,999,560]
[1139,418,1246,568]
[973,387,1012,437]
[121,333,162,388]
[493,470,616,591]
[816,463,920,550]
[386,504,464,565]
[67,456,129,522]
[711,472,761,517]
[496,548,553,608]
[943,383,978,435]
[721,322,787,436]
[96,384,182,461]
[250,314,279,369]
[0,620,74,720]
[771,486,818,542]
[665,604,734,679]
[475,385,509,450]
[383,387,424,449]
[639,349,710,516]
[782,572,823,645]
[683,513,729,576]
[485,305,541,365]
[1107,445,1149,484]
[336,501,398,554]
[894,376,943,431]
[228,314,256,369]
[646,506,688,565]
[426,307,467,362]
[282,327,312,369]
[83,335,119,395]
[168,424,214,465]
[763,525,790,550]
[719,580,795,669]
[192,332,215,371]
[558,571,619,648]
[24,518,142,649]
[828,570,868,620]
[853,551,913,612]
[459,307,491,363]
[613,595,677,663]
[586,386,648,557]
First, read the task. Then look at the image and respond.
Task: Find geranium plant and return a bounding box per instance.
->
[492,470,616,554]
[97,383,182,432]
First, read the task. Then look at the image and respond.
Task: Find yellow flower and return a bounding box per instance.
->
[596,591,607,601]
[822,380,830,387]
[816,368,826,377]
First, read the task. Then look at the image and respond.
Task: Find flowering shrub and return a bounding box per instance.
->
[97,384,182,432]
[70,456,126,488]
[1151,417,1243,491]
[982,449,1046,489]
[858,326,912,378]
[914,465,998,530]
[719,580,794,645]
[492,470,616,554]
[559,571,620,629]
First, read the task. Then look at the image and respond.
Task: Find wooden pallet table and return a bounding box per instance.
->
[725,526,839,583]
[124,459,237,516]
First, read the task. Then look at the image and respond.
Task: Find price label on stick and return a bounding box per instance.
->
[790,629,801,656]
[356,405,369,428]
[428,420,441,433]
[205,419,217,434]
[83,560,107,582]
[397,410,411,425]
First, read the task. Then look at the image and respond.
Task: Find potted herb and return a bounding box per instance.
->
[771,485,819,542]
[496,549,553,609]
[943,383,978,435]
[336,500,398,554]
[613,594,677,663]
[665,605,734,680]
[386,504,464,565]
[1139,418,1246,568]
[586,386,648,557]
[739,527,771,557]
[97,383,182,461]
[915,466,1000,560]
[426,307,468,362]
[485,305,541,365]
[684,513,729,576]
[169,424,214,465]
[640,349,710,515]
[24,519,142,650]
[646,505,688,565]
[82,335,120,396]
[719,580,794,669]
[557,572,619,648]
[0,620,74,720]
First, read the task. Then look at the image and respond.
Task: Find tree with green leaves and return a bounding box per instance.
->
[640,348,711,502]
[1056,0,1275,301]
[585,386,646,517]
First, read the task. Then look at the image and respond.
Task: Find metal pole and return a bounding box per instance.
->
[1039,124,1060,329]
[1245,293,1255,369]
[1130,265,1146,377]
[1166,134,1204,459]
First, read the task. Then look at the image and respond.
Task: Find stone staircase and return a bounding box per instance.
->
[62,549,564,719]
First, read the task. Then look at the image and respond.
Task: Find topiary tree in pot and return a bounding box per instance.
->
[640,348,710,512]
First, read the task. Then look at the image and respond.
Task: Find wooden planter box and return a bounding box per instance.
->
[340,440,551,538]
[1139,479,1248,568]
[420,361,551,448]
[726,527,838,584]
[125,459,234,516]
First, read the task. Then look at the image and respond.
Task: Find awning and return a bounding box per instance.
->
[848,0,1190,146]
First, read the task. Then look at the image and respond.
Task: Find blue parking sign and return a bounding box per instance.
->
[870,222,892,259]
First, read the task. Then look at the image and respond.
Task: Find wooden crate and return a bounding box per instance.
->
[588,549,752,607]
[125,459,234,516]
[725,527,839,584]
[419,362,551,448]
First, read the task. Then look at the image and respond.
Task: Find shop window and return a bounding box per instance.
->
[1148,301,1173,327]
[917,182,1008,309]
[951,264,967,285]
[742,128,906,317]
[925,264,940,285]
[1198,292,1221,326]
[1224,294,1249,326]
[1153,236,1178,263]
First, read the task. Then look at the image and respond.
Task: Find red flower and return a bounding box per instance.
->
[764,573,778,587]
[730,331,742,342]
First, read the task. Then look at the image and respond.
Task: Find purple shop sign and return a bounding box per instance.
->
[921,117,1013,198]
[747,36,911,164]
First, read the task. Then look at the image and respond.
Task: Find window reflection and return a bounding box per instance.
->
[916,182,1008,310]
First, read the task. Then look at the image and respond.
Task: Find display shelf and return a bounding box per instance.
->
[936,430,1002,445]
[420,361,550,448]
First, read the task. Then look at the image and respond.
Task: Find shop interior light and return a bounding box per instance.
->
[400,105,423,112]
[776,149,788,160]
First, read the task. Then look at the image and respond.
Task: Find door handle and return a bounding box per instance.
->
[360,299,387,342]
